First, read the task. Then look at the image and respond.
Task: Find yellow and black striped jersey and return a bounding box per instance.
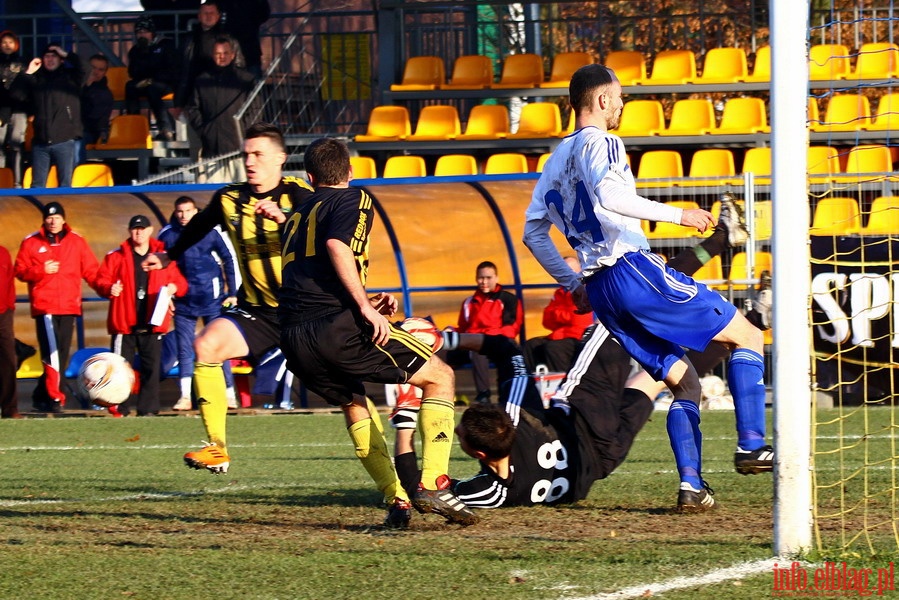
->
[279,186,375,326]
[168,176,314,308]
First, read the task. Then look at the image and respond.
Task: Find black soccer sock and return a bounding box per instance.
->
[394,451,420,498]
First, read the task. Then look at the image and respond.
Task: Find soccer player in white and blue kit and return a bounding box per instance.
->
[523,64,771,511]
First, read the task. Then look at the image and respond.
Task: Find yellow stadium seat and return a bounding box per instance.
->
[434,154,477,176]
[734,147,772,185]
[540,52,592,88]
[93,114,152,150]
[866,91,899,131]
[808,146,841,184]
[443,55,493,89]
[750,200,773,240]
[809,44,851,81]
[688,148,735,186]
[457,104,509,140]
[658,98,714,136]
[810,93,872,132]
[728,251,772,290]
[807,96,821,127]
[561,109,574,136]
[636,150,684,188]
[407,105,460,141]
[606,50,647,86]
[0,167,13,188]
[72,163,114,187]
[850,42,899,80]
[105,66,129,102]
[862,196,899,234]
[536,152,551,173]
[491,53,544,89]
[383,155,426,178]
[646,49,697,85]
[831,144,892,183]
[350,156,377,179]
[697,47,748,84]
[646,201,702,239]
[692,255,724,285]
[484,153,528,175]
[23,165,59,188]
[508,102,562,138]
[16,352,44,380]
[811,196,862,235]
[615,99,664,137]
[745,45,770,82]
[355,106,411,142]
[390,56,445,91]
[713,97,769,134]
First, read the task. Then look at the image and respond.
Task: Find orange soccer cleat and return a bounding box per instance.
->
[183,441,230,474]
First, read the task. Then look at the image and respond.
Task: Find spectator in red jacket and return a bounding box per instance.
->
[95,215,187,416]
[14,202,100,413]
[452,260,522,404]
[0,244,19,418]
[524,256,596,372]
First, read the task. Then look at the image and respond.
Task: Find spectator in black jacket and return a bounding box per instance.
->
[218,0,270,78]
[140,0,201,42]
[81,54,114,156]
[22,44,84,188]
[185,36,258,182]
[125,15,179,142]
[174,1,243,112]
[0,30,27,186]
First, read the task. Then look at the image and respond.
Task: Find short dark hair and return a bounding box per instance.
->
[245,122,286,153]
[89,54,109,65]
[476,260,497,273]
[460,404,516,460]
[304,137,350,186]
[213,35,236,51]
[569,64,616,114]
[174,195,197,208]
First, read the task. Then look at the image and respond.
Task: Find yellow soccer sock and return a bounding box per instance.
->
[348,418,408,504]
[418,397,456,489]
[194,361,229,451]
[365,397,385,435]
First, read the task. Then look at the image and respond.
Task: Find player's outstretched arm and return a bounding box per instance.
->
[141,252,169,271]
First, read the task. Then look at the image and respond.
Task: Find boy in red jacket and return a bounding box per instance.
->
[95,216,187,415]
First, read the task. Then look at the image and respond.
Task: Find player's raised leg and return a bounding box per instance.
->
[183,317,249,474]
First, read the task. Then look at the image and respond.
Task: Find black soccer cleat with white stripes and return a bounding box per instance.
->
[412,483,479,526]
[734,444,774,475]
[676,481,716,513]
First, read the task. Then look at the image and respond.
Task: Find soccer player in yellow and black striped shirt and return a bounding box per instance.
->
[143,123,313,474]
[278,137,477,527]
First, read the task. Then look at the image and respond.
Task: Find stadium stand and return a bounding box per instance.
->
[407,105,461,141]
[645,49,697,85]
[687,148,736,186]
[539,51,592,88]
[615,99,665,137]
[443,55,494,89]
[383,155,426,178]
[350,156,377,179]
[810,197,862,235]
[507,102,562,138]
[714,97,769,134]
[862,196,899,234]
[696,47,748,84]
[659,98,715,136]
[810,93,872,132]
[809,44,851,80]
[435,154,478,176]
[606,50,647,85]
[484,153,528,174]
[491,53,544,89]
[456,104,510,140]
[354,106,411,142]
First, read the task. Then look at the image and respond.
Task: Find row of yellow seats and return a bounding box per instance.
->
[391,52,592,91]
[356,103,573,142]
[608,43,897,86]
[617,97,768,137]
[618,91,899,138]
[635,144,897,188]
[351,153,547,178]
[809,91,899,132]
[391,44,897,93]
[0,163,115,189]
[644,195,897,240]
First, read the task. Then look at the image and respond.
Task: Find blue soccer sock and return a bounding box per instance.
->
[667,399,703,489]
[727,348,767,451]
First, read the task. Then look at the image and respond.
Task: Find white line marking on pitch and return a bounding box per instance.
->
[564,557,782,600]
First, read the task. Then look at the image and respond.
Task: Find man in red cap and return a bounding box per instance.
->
[14,202,100,412]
